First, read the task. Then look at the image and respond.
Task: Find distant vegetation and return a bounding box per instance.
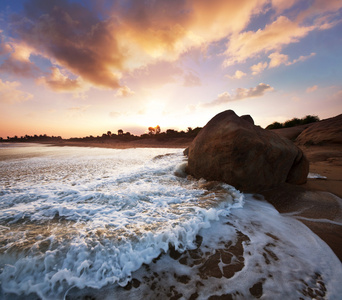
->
[266,115,320,130]
[2,126,202,143]
[2,134,62,143]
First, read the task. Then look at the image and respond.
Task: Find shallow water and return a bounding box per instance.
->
[0,143,341,299]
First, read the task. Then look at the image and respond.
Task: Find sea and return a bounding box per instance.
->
[0,143,341,300]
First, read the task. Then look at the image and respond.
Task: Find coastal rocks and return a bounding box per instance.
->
[295,114,342,145]
[186,110,309,193]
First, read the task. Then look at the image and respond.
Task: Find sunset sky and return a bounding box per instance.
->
[0,0,341,138]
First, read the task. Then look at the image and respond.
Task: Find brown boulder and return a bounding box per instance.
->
[186,110,309,193]
[295,114,342,145]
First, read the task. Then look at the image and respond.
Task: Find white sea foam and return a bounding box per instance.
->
[0,144,341,300]
[308,172,327,179]
[0,145,243,299]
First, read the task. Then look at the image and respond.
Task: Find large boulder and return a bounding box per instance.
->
[295,114,342,145]
[186,110,309,193]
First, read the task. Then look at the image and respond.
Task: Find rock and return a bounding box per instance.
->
[295,114,342,145]
[186,110,309,193]
[240,115,254,125]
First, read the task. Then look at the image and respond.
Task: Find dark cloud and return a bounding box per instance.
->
[0,56,39,77]
[11,0,123,89]
[0,32,11,55]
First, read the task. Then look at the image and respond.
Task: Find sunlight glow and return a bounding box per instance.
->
[136,100,166,130]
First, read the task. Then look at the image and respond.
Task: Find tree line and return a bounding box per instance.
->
[266,115,319,130]
[2,126,202,143]
[1,134,62,142]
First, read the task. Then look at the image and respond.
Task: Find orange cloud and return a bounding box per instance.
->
[268,52,289,68]
[296,0,342,24]
[271,0,296,14]
[0,79,33,103]
[224,16,315,66]
[269,52,316,68]
[36,67,88,95]
[12,1,123,89]
[0,39,39,76]
[227,70,247,79]
[205,83,274,106]
[306,85,318,93]
[3,0,341,92]
[251,62,268,75]
[115,86,135,97]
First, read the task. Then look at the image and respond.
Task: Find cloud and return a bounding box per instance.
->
[12,0,123,89]
[251,62,268,75]
[3,0,341,91]
[128,60,183,88]
[205,83,274,107]
[271,0,296,14]
[0,40,39,76]
[290,52,316,64]
[224,16,315,66]
[0,79,33,103]
[268,52,289,68]
[115,86,135,97]
[6,0,269,90]
[36,67,88,94]
[269,52,316,68]
[227,70,246,79]
[306,85,318,93]
[0,31,12,55]
[296,0,342,24]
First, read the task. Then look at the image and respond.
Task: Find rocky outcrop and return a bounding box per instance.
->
[295,114,342,145]
[186,110,309,193]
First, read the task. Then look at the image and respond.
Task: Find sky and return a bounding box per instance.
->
[0,0,341,139]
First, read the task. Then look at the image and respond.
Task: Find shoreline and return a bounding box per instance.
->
[44,138,194,149]
[49,140,342,261]
[3,139,341,261]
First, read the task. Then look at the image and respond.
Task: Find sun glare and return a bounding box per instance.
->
[136,100,166,130]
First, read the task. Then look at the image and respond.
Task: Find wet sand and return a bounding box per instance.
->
[262,144,342,261]
[47,138,194,149]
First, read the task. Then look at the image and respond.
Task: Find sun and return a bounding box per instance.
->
[136,100,165,129]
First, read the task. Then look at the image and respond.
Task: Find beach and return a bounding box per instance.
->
[47,136,342,262]
[0,139,341,299]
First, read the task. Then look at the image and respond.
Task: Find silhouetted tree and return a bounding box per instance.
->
[266,122,283,130]
[148,125,161,135]
[302,115,319,124]
[266,115,320,130]
[148,127,155,135]
[107,131,112,137]
[118,129,123,135]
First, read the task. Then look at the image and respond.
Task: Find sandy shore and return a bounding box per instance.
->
[47,138,194,149]
[47,138,342,261]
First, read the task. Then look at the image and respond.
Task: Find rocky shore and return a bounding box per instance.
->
[185,111,342,261]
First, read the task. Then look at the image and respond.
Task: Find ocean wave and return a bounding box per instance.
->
[0,146,244,299]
